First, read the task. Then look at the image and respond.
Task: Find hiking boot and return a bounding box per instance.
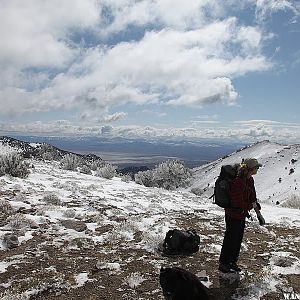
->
[218,263,236,273]
[230,262,241,272]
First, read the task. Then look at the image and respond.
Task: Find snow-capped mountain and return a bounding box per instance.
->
[0,137,299,300]
[190,140,300,207]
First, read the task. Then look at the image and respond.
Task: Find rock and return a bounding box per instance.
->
[95,224,114,234]
[30,222,39,229]
[274,257,294,268]
[3,233,19,249]
[60,220,87,232]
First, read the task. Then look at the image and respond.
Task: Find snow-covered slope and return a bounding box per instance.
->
[190,140,300,207]
[0,138,299,299]
[0,136,103,163]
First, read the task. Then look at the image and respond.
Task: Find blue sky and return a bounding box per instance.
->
[0,0,299,143]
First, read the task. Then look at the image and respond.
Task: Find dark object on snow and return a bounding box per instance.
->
[159,267,213,300]
[3,233,19,249]
[211,164,239,208]
[162,229,200,256]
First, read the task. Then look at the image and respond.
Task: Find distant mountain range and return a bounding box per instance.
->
[1,135,245,168]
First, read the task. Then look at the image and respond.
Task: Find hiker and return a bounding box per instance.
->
[218,158,265,273]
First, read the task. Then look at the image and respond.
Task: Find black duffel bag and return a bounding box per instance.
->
[162,229,200,256]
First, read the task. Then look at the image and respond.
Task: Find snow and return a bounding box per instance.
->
[125,272,146,288]
[190,141,300,206]
[74,272,95,287]
[0,139,299,299]
[0,257,23,273]
[18,231,34,244]
[0,144,18,155]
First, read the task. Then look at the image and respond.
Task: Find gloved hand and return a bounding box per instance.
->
[253,201,261,210]
[256,211,265,226]
[256,202,261,210]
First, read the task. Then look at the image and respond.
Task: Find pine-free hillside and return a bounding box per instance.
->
[0,137,299,299]
[190,140,300,209]
[0,136,103,164]
[0,136,117,179]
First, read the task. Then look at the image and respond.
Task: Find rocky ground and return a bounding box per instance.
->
[0,161,299,300]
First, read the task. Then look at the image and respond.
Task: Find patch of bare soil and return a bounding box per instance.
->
[0,210,299,300]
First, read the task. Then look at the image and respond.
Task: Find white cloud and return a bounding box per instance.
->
[4,0,296,129]
[102,112,128,123]
[97,0,208,35]
[255,0,300,21]
[0,13,271,115]
[0,0,100,68]
[234,119,300,126]
[1,120,299,143]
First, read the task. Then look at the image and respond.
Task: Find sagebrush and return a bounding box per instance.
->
[60,154,83,171]
[0,153,30,178]
[135,160,192,190]
[96,165,117,179]
[282,194,300,209]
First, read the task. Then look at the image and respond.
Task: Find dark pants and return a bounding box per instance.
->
[219,214,245,265]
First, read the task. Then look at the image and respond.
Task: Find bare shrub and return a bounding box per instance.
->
[115,220,139,233]
[142,231,164,253]
[79,165,92,175]
[95,164,117,179]
[282,194,300,209]
[91,213,106,224]
[135,160,192,190]
[121,174,132,183]
[14,193,27,202]
[7,213,33,230]
[43,193,61,205]
[63,209,76,218]
[60,154,83,171]
[135,170,156,187]
[39,144,61,161]
[0,290,28,300]
[89,160,106,171]
[42,152,56,161]
[0,200,14,214]
[0,153,30,178]
[124,272,145,288]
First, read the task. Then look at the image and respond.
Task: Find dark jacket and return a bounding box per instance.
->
[225,176,257,220]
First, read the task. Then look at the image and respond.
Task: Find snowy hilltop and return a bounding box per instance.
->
[0,137,299,300]
[190,140,300,209]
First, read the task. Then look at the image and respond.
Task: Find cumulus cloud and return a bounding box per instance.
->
[102,112,128,123]
[0,10,271,113]
[1,1,298,144]
[1,119,299,143]
[234,120,300,126]
[255,0,300,21]
[230,119,300,142]
[0,0,100,68]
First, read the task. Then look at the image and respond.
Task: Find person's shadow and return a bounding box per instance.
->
[210,272,241,300]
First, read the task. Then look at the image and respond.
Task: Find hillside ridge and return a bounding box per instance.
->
[190,140,300,207]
